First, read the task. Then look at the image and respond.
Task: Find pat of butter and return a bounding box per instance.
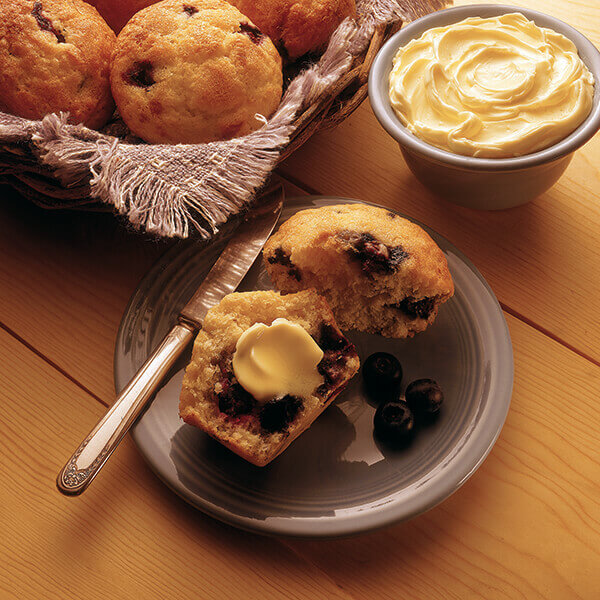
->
[232,318,324,402]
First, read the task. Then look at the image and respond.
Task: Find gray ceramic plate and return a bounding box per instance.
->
[115,197,513,538]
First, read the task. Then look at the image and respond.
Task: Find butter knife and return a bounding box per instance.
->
[57,184,284,496]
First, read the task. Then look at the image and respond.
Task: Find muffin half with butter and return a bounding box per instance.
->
[179,289,360,466]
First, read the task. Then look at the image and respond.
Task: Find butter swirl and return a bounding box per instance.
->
[388,13,595,158]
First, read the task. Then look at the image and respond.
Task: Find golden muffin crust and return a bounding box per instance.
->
[110,0,283,144]
[264,204,455,338]
[230,0,356,59]
[0,0,116,128]
[179,290,360,467]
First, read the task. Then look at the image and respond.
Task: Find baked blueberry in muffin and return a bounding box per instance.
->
[263,203,454,338]
[179,290,360,466]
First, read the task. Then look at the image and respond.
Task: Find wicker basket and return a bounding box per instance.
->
[280,19,402,159]
[0,0,448,236]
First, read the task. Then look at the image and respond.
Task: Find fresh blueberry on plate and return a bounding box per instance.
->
[405,378,444,423]
[362,352,403,401]
[373,400,415,447]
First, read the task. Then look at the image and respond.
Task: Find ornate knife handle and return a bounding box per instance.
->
[57,322,195,496]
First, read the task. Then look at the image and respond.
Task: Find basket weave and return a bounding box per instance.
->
[0,0,448,237]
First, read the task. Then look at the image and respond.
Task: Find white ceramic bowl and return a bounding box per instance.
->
[369,4,600,209]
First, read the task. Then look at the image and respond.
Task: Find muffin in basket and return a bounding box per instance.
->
[230,0,357,59]
[110,0,283,144]
[0,0,116,128]
[264,204,454,338]
[179,289,360,466]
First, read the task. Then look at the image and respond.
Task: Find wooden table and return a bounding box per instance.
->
[1,1,599,598]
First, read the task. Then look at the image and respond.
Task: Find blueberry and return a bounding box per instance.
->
[218,382,255,417]
[362,352,403,401]
[239,22,264,44]
[405,379,444,423]
[259,395,302,433]
[32,2,65,43]
[339,231,408,275]
[395,296,437,320]
[183,4,198,16]
[125,60,155,88]
[318,323,349,353]
[373,401,415,447]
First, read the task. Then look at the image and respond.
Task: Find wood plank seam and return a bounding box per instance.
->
[276,169,322,196]
[0,320,109,409]
[500,304,600,369]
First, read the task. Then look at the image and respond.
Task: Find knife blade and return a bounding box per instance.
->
[57,184,284,496]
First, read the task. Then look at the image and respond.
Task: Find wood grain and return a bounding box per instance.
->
[278,0,600,362]
[285,313,600,599]
[0,179,303,402]
[0,327,352,600]
[1,307,598,599]
[0,1,599,598]
[0,198,165,400]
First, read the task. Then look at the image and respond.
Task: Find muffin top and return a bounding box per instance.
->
[229,0,356,59]
[265,203,453,297]
[110,0,283,144]
[0,0,116,128]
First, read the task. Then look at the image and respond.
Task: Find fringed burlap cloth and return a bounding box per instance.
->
[0,0,447,239]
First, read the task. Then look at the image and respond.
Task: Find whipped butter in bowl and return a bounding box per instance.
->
[369,5,600,209]
[388,13,594,159]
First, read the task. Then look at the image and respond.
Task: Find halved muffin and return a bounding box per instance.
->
[179,289,360,466]
[263,204,454,338]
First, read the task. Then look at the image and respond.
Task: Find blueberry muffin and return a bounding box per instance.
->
[264,204,454,338]
[110,0,283,144]
[230,0,356,59]
[179,290,360,466]
[0,0,116,128]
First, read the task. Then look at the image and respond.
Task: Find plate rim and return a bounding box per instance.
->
[116,196,514,538]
